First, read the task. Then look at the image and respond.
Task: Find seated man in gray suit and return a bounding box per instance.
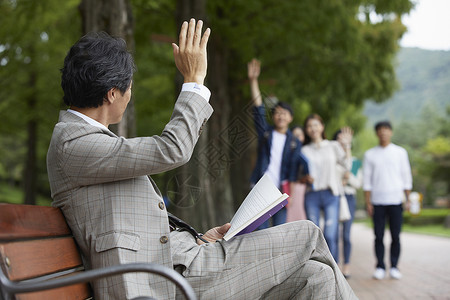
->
[47,19,357,300]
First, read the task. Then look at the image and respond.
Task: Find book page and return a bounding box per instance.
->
[224,174,286,240]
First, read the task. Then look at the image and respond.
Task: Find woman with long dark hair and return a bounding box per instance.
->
[301,114,353,262]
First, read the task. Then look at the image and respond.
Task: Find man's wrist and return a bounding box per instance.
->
[183,74,205,85]
[182,83,211,102]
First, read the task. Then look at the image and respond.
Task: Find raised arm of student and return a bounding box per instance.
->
[248,58,262,107]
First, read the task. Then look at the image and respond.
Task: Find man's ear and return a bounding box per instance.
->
[105,88,116,104]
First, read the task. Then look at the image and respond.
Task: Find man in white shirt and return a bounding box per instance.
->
[363,121,412,281]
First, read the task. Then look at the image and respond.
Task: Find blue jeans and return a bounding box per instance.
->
[305,189,340,262]
[339,194,356,264]
[257,207,287,229]
[373,204,403,269]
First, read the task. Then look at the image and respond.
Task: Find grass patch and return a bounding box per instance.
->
[355,208,450,238]
[404,208,450,226]
[411,208,450,217]
[402,223,450,238]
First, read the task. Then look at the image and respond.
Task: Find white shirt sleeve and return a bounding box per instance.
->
[333,141,351,171]
[401,149,413,190]
[362,152,372,191]
[182,83,211,102]
[348,168,363,189]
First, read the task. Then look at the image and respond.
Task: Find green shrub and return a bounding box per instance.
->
[404,209,450,226]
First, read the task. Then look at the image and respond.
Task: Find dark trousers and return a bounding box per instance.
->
[373,204,403,269]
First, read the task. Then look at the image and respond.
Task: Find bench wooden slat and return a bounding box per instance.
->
[0,237,83,281]
[0,203,70,240]
[16,281,91,300]
[0,203,196,300]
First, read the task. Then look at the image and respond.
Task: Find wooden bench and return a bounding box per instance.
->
[0,203,196,300]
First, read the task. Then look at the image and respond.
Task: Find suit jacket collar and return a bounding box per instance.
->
[58,110,117,138]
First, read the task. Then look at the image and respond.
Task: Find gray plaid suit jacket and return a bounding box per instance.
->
[48,90,357,300]
[47,91,213,300]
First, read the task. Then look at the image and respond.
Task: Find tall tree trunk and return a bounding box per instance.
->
[79,0,135,137]
[170,0,235,231]
[228,71,257,214]
[203,34,234,226]
[23,70,37,205]
[170,0,210,230]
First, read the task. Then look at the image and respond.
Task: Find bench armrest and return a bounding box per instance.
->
[0,262,196,300]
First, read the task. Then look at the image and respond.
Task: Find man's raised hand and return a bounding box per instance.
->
[172,18,210,85]
[248,58,263,106]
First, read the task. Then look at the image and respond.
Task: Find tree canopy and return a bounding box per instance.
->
[1,0,423,227]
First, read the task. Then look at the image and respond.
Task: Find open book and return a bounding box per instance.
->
[223,174,289,241]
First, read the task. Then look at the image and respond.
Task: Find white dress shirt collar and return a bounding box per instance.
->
[67,109,109,131]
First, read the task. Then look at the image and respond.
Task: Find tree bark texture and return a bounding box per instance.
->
[169,0,211,230]
[79,0,136,137]
[168,0,234,231]
[168,0,255,231]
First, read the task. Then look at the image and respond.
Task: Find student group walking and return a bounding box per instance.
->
[248,58,413,281]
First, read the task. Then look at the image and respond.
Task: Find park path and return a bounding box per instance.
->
[346,222,450,299]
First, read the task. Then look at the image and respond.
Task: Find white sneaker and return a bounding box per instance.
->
[373,268,386,280]
[390,267,402,279]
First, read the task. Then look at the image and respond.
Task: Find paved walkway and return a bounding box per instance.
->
[345,223,450,299]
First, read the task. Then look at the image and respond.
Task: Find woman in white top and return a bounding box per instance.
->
[301,114,352,262]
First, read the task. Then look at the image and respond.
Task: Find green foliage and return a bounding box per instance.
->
[401,223,450,238]
[0,0,81,194]
[0,0,415,207]
[404,208,450,218]
[424,137,450,156]
[365,0,414,15]
[390,104,450,205]
[352,127,378,159]
[364,48,450,125]
[0,182,23,204]
[132,0,177,137]
[0,182,52,206]
[403,209,450,235]
[0,135,25,181]
[207,0,411,132]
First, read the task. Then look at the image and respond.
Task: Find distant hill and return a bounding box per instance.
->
[364,47,450,126]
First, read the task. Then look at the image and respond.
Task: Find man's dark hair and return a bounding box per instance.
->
[374,121,392,131]
[61,32,136,108]
[271,101,293,116]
